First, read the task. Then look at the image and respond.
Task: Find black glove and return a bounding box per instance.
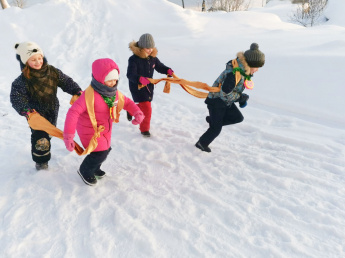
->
[238,93,249,108]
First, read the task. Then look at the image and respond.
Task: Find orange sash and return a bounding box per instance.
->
[27,86,125,155]
[139,60,241,98]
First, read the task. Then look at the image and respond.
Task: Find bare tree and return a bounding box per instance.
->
[290,0,328,27]
[209,0,250,12]
[1,0,10,9]
[11,0,26,8]
[182,0,185,8]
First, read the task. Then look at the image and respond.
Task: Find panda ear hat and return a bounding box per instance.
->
[14,41,44,65]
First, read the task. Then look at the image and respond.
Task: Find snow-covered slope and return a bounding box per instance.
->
[0,0,344,257]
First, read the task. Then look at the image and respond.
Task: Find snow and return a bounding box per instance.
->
[324,0,345,26]
[1,0,345,257]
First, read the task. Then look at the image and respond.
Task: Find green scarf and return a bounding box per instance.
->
[101,95,116,108]
[232,67,252,81]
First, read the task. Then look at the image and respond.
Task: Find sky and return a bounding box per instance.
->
[0,0,344,257]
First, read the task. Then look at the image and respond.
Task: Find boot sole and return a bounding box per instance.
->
[141,132,151,137]
[77,170,97,186]
[95,174,106,179]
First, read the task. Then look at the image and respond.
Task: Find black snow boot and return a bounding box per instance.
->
[195,141,211,153]
[35,162,48,171]
[141,131,151,137]
[127,111,133,121]
[95,169,106,179]
[77,170,97,186]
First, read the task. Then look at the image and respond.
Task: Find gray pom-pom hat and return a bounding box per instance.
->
[244,43,265,68]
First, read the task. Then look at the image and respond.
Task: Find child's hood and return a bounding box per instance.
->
[128,41,158,59]
[92,58,120,84]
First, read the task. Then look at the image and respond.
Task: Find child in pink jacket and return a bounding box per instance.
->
[63,58,144,186]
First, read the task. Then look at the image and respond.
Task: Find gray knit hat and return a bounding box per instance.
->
[138,33,155,48]
[244,43,265,68]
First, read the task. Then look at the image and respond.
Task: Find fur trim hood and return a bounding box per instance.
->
[129,41,158,59]
[236,52,251,75]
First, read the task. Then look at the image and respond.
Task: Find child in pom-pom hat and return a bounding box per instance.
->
[195,43,265,153]
[10,41,82,170]
[63,58,144,186]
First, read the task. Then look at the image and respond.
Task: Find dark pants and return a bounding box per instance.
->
[199,104,244,147]
[31,129,51,164]
[79,148,112,177]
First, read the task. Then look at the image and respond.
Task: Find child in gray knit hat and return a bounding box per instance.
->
[126,33,174,137]
[195,43,265,152]
[138,33,155,49]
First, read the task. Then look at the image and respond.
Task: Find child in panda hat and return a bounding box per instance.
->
[10,41,82,170]
[195,43,265,153]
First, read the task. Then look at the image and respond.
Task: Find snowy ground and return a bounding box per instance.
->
[0,0,344,257]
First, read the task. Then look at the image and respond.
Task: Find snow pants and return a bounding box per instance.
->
[79,147,112,178]
[137,101,152,132]
[31,129,51,164]
[198,103,244,147]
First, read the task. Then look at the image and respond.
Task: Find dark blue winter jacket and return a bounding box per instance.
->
[126,41,171,103]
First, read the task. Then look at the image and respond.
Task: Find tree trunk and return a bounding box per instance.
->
[1,0,10,9]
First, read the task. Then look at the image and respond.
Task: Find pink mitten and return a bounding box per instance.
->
[132,111,145,125]
[139,77,150,86]
[167,68,174,76]
[63,133,75,152]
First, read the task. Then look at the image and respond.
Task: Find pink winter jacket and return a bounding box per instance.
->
[64,58,141,152]
[64,90,140,152]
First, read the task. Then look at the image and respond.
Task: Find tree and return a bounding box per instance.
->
[1,0,10,9]
[181,0,185,8]
[290,0,328,27]
[12,0,26,8]
[209,0,250,12]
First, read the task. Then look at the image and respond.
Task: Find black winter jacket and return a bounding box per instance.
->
[126,41,170,102]
[10,63,81,126]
